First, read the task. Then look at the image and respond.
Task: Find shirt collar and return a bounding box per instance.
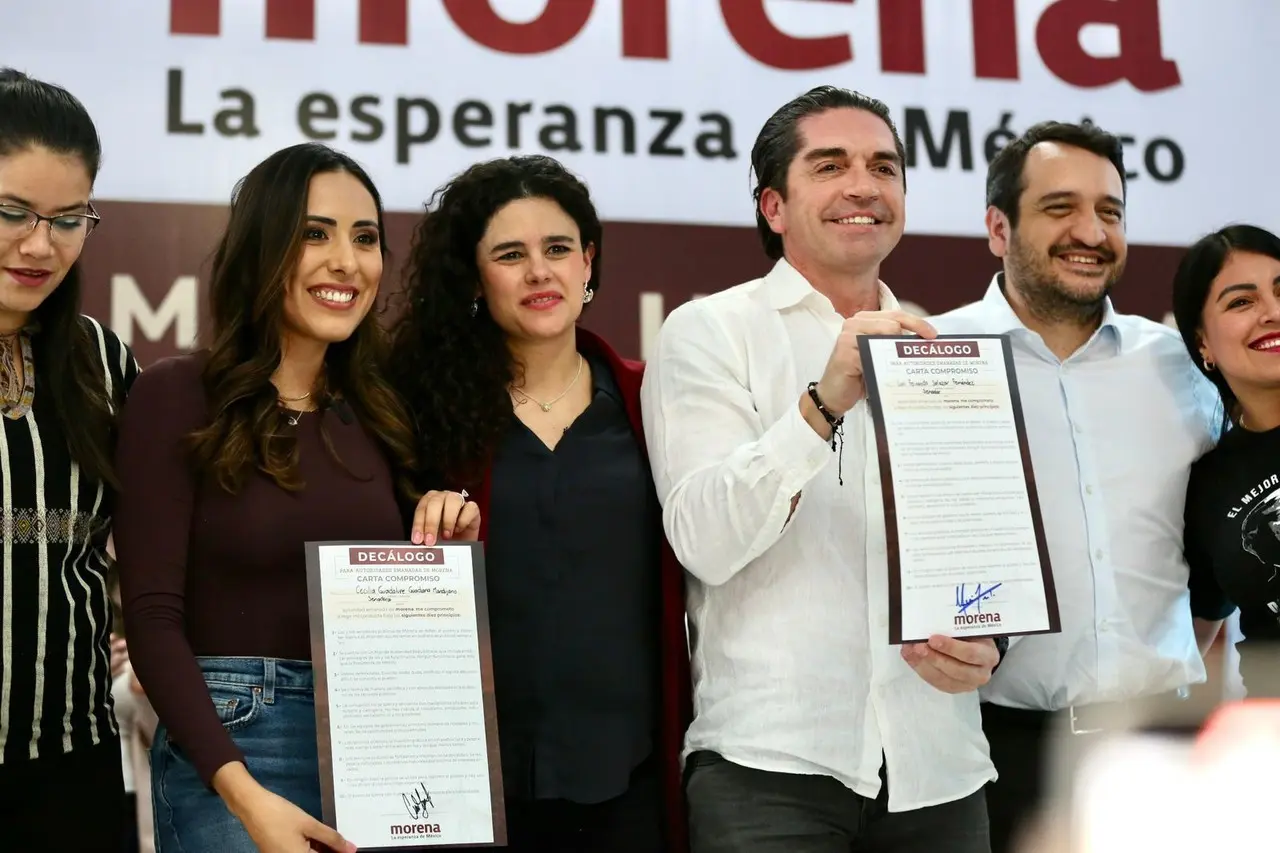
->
[585,349,622,404]
[764,257,900,313]
[980,272,1125,353]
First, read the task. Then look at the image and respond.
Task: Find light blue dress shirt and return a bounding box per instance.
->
[929,274,1220,710]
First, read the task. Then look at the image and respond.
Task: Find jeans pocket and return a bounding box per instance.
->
[205,682,264,732]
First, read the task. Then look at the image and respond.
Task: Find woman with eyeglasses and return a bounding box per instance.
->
[0,69,140,852]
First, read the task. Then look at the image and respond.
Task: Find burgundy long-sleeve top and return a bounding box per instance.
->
[112,353,404,786]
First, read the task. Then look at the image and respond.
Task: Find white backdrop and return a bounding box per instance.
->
[3,0,1277,245]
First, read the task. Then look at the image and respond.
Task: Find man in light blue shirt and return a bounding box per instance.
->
[928,119,1223,853]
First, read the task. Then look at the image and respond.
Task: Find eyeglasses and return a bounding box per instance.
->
[0,202,101,247]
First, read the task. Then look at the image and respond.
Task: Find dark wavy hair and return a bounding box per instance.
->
[1172,223,1280,434]
[388,155,602,486]
[188,142,418,499]
[0,69,124,487]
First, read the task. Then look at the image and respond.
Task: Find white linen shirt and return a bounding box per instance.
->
[640,258,996,812]
[929,274,1220,711]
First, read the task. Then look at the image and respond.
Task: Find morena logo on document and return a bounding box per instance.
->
[953,582,1002,629]
[391,782,442,838]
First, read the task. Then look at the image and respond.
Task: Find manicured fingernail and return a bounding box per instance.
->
[411,531,423,545]
[424,534,436,546]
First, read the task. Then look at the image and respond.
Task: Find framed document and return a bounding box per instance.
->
[305,540,506,849]
[857,334,1061,644]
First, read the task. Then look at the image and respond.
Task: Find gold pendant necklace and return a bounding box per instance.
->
[277,389,312,427]
[511,355,583,412]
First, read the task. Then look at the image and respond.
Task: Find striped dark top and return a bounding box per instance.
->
[0,317,138,764]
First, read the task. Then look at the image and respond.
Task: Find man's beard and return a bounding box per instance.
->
[1005,233,1124,326]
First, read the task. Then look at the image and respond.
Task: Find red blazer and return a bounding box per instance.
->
[466,327,692,852]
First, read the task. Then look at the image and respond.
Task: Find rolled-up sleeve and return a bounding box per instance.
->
[640,300,834,586]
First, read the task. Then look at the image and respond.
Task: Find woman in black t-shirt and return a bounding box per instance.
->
[1173,224,1280,697]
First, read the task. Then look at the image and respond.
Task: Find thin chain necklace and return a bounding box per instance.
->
[277,390,313,427]
[511,355,583,412]
[1237,412,1278,432]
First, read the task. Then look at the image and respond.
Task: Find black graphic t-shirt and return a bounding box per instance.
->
[1185,422,1280,694]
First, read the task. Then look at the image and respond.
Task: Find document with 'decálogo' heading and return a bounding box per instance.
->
[858,334,1061,645]
[305,540,506,849]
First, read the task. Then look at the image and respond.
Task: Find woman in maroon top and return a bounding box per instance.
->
[113,143,477,853]
[390,155,692,853]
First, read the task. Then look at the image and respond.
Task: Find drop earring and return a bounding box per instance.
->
[582,283,594,304]
[470,298,479,318]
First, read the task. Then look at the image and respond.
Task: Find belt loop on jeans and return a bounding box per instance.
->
[263,658,277,705]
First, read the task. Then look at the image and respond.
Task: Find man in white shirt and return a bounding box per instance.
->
[641,85,1000,853]
[926,120,1223,853]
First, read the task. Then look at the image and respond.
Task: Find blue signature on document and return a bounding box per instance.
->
[955,582,1003,614]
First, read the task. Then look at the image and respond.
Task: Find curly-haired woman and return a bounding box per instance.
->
[388,155,691,853]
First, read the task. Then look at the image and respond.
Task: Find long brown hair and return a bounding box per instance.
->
[188,143,418,499]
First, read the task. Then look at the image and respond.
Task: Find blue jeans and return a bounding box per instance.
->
[151,657,322,853]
